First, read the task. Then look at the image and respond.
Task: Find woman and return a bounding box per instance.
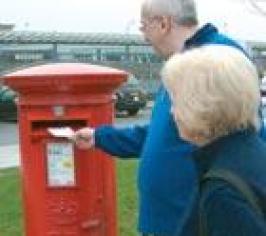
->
[162,45,266,235]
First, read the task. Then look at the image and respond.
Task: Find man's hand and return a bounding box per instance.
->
[73,127,95,149]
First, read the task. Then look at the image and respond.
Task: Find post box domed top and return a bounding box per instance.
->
[5,63,127,77]
[4,63,127,94]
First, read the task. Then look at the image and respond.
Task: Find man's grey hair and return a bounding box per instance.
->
[141,0,198,26]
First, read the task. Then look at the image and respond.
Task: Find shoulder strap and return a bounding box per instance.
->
[203,169,262,215]
[199,168,263,236]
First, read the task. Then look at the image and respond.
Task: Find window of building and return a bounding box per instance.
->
[15,53,43,61]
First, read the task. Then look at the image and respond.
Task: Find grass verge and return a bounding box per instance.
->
[0,159,138,236]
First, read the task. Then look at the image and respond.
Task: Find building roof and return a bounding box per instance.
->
[0,31,149,46]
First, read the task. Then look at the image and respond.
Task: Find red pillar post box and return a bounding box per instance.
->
[4,63,127,236]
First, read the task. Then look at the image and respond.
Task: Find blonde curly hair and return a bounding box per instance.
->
[162,45,260,145]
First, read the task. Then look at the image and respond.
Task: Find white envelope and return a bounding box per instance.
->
[48,127,75,140]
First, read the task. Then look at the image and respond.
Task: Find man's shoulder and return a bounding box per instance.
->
[210,32,240,47]
[186,23,247,56]
[198,23,245,53]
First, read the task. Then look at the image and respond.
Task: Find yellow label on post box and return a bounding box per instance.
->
[47,142,75,187]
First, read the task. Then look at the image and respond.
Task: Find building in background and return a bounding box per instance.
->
[0,29,163,96]
[0,28,266,95]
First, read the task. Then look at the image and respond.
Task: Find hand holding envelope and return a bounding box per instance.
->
[48,127,95,149]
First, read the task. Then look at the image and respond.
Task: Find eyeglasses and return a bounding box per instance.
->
[139,16,162,31]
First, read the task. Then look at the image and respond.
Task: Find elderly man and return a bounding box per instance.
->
[73,0,254,235]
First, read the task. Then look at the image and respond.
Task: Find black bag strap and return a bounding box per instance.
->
[199,168,263,236]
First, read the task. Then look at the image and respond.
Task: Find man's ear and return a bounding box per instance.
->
[160,16,172,34]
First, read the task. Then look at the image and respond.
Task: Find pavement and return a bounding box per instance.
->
[0,121,19,169]
[0,144,20,169]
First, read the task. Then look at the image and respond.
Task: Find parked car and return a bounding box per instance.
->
[262,96,266,116]
[0,85,17,121]
[115,74,147,116]
[261,77,266,97]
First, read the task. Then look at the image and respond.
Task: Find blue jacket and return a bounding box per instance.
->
[194,129,266,236]
[94,24,259,235]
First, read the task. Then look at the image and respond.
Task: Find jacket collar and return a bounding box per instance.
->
[192,129,257,176]
[184,23,218,49]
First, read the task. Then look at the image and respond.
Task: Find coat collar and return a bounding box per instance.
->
[192,129,257,176]
[184,23,218,49]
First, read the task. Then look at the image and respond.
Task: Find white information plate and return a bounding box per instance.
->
[47,142,76,187]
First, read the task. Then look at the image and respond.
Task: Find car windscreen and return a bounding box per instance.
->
[121,75,140,89]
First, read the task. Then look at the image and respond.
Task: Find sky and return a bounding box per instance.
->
[1,0,266,41]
